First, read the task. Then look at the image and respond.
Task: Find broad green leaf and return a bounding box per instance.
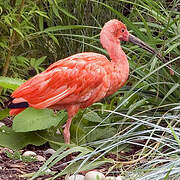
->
[0,126,46,150]
[0,76,25,90]
[86,127,117,142]
[83,111,102,122]
[150,57,158,72]
[0,109,9,120]
[13,108,66,132]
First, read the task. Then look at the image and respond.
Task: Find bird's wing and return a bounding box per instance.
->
[12,53,110,109]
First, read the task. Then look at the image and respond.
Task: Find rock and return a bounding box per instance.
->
[22,151,36,156]
[45,168,51,173]
[105,177,116,180]
[68,174,85,180]
[36,155,46,161]
[44,148,56,155]
[41,166,51,173]
[1,148,13,154]
[85,171,105,180]
[0,122,5,127]
[116,176,124,180]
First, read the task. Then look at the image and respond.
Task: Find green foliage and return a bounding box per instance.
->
[30,56,46,74]
[0,76,24,90]
[83,110,102,122]
[0,126,47,150]
[13,107,66,132]
[0,0,81,79]
[5,150,36,163]
[0,0,180,179]
[0,109,9,120]
[30,145,113,179]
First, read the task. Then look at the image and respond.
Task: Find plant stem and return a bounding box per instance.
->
[0,0,25,95]
[1,32,16,77]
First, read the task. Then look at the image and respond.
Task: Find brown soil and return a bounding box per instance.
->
[0,116,143,179]
[0,118,68,180]
[0,144,116,180]
[0,144,66,180]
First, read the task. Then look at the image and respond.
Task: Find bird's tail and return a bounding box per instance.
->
[8,98,29,115]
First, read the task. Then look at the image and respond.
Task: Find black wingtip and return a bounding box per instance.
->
[8,102,29,109]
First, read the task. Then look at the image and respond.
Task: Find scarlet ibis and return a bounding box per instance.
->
[8,19,166,144]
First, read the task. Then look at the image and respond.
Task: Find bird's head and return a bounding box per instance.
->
[100,19,170,72]
[100,19,129,46]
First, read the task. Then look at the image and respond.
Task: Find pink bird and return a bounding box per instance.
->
[9,19,164,144]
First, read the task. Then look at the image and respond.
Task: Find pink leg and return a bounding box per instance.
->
[63,117,72,144]
[63,105,80,144]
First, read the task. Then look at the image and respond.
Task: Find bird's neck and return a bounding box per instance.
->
[100,32,129,83]
[107,42,129,67]
[100,31,129,65]
[106,41,129,95]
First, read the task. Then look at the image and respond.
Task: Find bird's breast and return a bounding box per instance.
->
[106,62,129,96]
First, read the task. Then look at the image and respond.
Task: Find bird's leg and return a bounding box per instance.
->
[63,105,80,144]
[63,116,72,144]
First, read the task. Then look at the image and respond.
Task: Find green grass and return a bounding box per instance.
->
[0,0,180,179]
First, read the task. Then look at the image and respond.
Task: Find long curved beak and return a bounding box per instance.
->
[128,34,174,75]
[129,34,164,62]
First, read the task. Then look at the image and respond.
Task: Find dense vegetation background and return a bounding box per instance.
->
[0,0,180,179]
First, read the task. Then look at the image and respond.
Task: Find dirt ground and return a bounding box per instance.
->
[0,118,114,180]
[0,144,66,180]
[0,117,66,180]
[0,116,139,180]
[0,144,116,180]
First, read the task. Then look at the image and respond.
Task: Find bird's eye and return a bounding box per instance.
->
[121,29,125,33]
